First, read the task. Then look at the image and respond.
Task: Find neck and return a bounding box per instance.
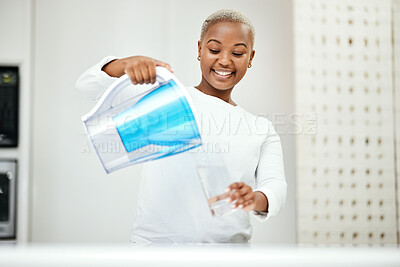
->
[195,77,236,106]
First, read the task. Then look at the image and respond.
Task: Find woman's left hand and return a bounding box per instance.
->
[226,182,258,212]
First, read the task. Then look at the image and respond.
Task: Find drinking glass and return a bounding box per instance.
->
[193,151,238,216]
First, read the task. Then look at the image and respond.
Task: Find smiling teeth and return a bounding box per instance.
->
[215,70,232,76]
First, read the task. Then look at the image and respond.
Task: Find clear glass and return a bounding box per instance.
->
[193,151,238,216]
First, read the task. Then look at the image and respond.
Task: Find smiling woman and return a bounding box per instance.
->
[196,20,255,105]
[76,9,287,244]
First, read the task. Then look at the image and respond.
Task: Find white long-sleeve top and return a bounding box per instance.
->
[76,56,287,244]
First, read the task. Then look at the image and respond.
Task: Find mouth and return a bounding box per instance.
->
[212,69,235,79]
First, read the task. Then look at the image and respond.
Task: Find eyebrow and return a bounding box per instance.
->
[206,39,248,49]
[234,43,248,48]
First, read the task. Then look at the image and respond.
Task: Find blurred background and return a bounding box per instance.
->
[0,0,398,246]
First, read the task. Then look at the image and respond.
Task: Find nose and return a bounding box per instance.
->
[218,51,231,66]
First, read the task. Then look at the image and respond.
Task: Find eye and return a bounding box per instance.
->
[209,49,219,54]
[233,52,244,56]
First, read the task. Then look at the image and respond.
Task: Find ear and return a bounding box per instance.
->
[197,40,202,58]
[249,49,255,65]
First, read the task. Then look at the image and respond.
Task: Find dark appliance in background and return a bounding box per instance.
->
[0,66,19,147]
[0,66,19,239]
[0,160,16,239]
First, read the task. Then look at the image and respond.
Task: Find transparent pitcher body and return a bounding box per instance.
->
[82,67,202,173]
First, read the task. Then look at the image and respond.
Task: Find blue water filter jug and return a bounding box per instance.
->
[82,67,202,173]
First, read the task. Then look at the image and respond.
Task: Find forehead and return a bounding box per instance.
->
[203,21,252,45]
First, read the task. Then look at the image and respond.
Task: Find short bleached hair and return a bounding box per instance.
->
[200,9,255,47]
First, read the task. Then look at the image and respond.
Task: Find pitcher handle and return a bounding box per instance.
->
[82,66,173,121]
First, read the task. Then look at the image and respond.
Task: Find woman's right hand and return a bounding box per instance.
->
[102,56,173,85]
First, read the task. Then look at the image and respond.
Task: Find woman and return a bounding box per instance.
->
[76,9,287,244]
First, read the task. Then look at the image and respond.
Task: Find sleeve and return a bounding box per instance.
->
[251,121,287,222]
[75,56,120,102]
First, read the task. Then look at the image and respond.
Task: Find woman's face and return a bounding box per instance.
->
[198,21,255,91]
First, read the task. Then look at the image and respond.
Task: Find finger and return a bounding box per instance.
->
[126,69,137,85]
[236,191,255,204]
[147,63,157,84]
[154,59,174,73]
[242,200,256,212]
[229,189,243,202]
[235,186,251,196]
[231,192,254,207]
[226,182,245,193]
[233,199,254,210]
[228,185,250,200]
[140,67,150,84]
[133,68,144,84]
[236,193,255,206]
[243,199,254,207]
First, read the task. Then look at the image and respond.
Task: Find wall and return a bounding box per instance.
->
[294,0,398,244]
[394,0,400,242]
[30,0,296,243]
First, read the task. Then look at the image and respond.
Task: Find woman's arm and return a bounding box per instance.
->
[252,121,287,221]
[226,121,287,221]
[75,55,173,102]
[254,191,269,212]
[75,56,120,102]
[102,56,173,84]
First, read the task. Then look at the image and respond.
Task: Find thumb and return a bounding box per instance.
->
[154,59,174,73]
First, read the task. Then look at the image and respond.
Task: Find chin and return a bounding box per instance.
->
[208,79,236,91]
[214,85,234,91]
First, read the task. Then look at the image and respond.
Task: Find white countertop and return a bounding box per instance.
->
[0,243,399,266]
